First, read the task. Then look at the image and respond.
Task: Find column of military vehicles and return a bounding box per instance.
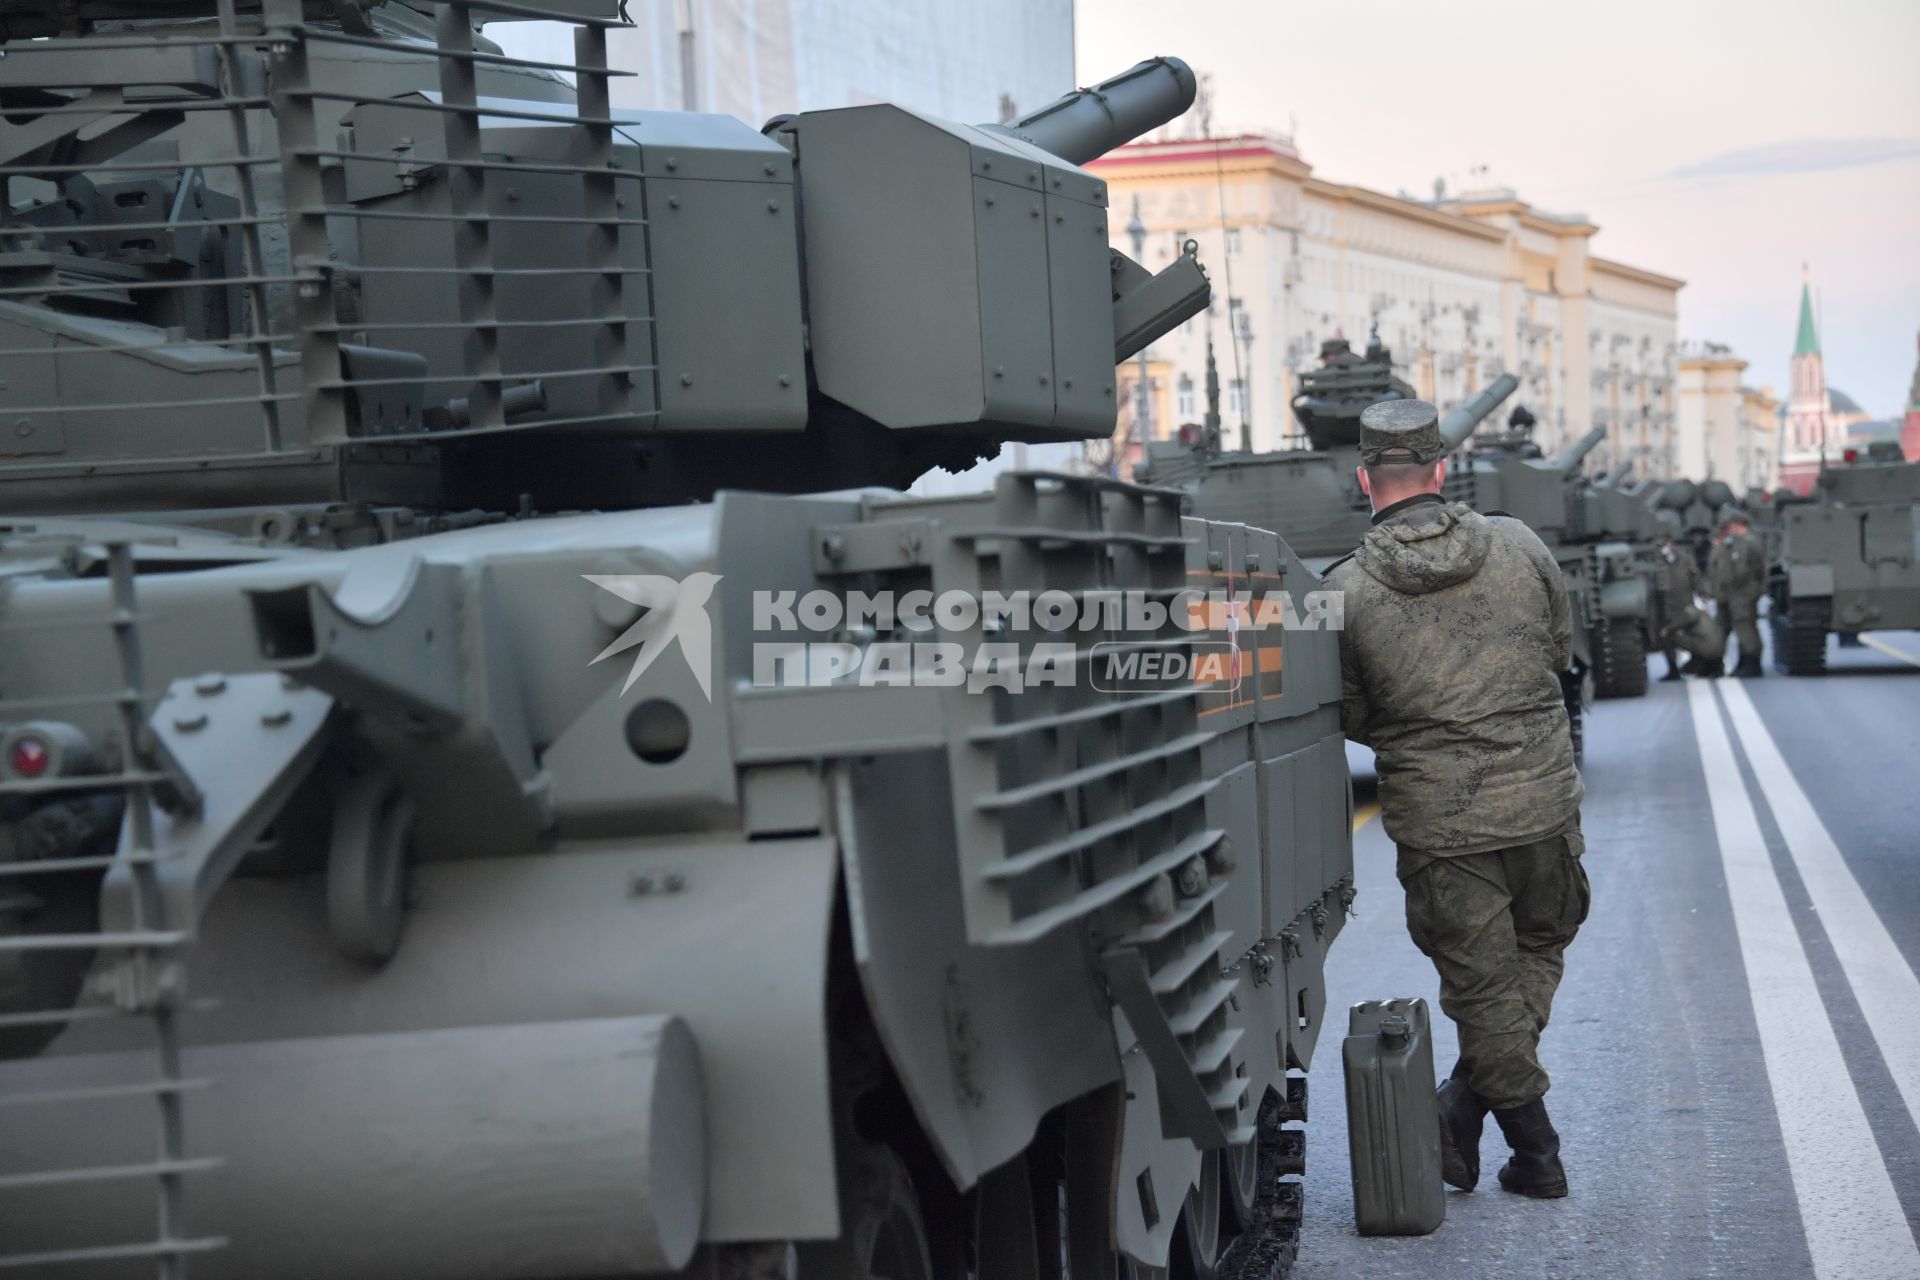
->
[1139,333,1680,762]
[4,0,1900,1271]
[0,2,1361,1277]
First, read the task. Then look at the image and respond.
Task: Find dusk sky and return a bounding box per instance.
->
[1079,0,1920,418]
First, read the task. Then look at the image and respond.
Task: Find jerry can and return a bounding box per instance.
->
[1343,997,1445,1235]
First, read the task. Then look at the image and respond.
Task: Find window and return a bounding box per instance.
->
[1226,228,1243,256]
[1228,378,1246,419]
[1177,375,1196,419]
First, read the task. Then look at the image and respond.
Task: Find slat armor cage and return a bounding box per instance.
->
[0,0,660,510]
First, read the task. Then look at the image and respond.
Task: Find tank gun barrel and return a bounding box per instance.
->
[1548,425,1608,472]
[984,57,1198,165]
[1438,373,1519,452]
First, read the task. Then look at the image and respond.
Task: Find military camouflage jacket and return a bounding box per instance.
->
[1707,532,1766,604]
[1328,496,1584,855]
[1658,547,1699,612]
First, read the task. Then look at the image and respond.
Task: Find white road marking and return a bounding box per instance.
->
[1686,681,1920,1279]
[1721,680,1920,1138]
[1861,634,1920,669]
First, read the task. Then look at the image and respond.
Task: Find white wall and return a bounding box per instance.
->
[494,0,1073,126]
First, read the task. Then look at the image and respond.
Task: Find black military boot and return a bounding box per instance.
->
[1436,1060,1489,1191]
[1736,652,1764,678]
[1492,1099,1568,1199]
[1660,651,1683,681]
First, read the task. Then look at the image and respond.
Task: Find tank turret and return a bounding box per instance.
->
[0,5,1207,516]
[1160,331,1515,564]
[1288,331,1415,453]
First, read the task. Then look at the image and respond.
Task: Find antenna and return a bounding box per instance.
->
[1212,138,1250,451]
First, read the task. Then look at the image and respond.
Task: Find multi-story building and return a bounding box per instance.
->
[500,0,1073,129]
[1085,135,1684,477]
[1741,384,1781,493]
[1675,346,1779,492]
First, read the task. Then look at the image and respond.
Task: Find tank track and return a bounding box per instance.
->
[1218,1080,1309,1279]
[1591,617,1648,699]
[1772,598,1829,675]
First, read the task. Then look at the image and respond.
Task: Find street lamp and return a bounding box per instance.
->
[1127,195,1151,452]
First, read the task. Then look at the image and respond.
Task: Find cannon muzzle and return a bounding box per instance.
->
[1548,425,1607,472]
[1438,373,1519,452]
[985,57,1198,165]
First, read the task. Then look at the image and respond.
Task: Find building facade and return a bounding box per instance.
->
[1086,135,1684,477]
[1675,347,1779,492]
[499,0,1074,128]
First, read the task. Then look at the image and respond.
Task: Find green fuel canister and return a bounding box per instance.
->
[1343,997,1445,1235]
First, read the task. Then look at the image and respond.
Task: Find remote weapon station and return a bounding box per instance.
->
[0,2,1354,1276]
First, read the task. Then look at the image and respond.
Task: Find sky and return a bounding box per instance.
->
[1078,0,1920,418]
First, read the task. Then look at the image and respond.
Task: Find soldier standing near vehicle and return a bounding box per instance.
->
[1708,510,1767,678]
[1328,399,1589,1200]
[1656,532,1722,679]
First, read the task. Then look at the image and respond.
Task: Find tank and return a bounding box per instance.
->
[0,6,1354,1276]
[1138,331,1517,566]
[1770,441,1920,673]
[1443,413,1659,706]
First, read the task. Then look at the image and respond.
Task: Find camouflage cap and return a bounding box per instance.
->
[1358,398,1444,466]
[1715,504,1750,531]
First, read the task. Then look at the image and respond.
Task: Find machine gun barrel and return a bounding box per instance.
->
[1548,425,1608,472]
[1438,373,1519,452]
[986,57,1198,165]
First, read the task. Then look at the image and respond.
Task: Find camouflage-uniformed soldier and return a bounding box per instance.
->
[1328,399,1588,1201]
[1707,509,1767,678]
[1656,533,1720,679]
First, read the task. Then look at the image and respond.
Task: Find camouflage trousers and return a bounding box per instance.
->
[1717,596,1763,666]
[1667,608,1725,663]
[1396,816,1590,1110]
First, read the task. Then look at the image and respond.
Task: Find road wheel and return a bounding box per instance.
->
[794,1143,935,1280]
[1591,617,1648,699]
[1773,597,1829,675]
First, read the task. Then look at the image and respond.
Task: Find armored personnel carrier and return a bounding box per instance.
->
[1769,441,1920,674]
[0,2,1356,1276]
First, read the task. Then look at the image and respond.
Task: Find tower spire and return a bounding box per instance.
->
[1793,270,1820,358]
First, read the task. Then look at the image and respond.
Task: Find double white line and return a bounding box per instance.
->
[1687,680,1920,1279]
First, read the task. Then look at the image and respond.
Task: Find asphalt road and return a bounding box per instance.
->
[1295,630,1920,1280]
